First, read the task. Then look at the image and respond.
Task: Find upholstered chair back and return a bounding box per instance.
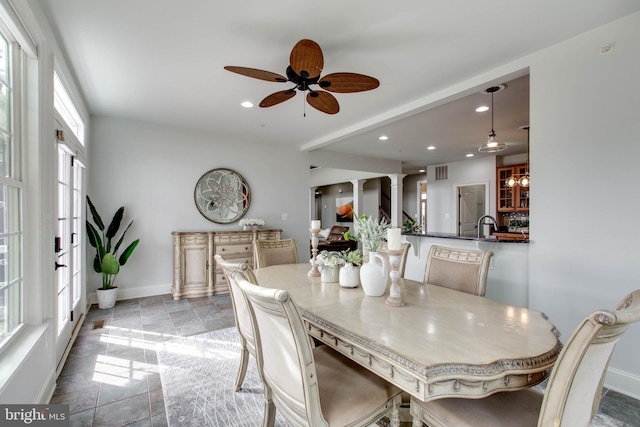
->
[423,245,493,296]
[538,289,640,426]
[237,280,326,425]
[254,238,299,268]
[214,254,259,391]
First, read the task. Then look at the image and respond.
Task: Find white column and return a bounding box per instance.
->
[309,186,318,223]
[388,174,407,228]
[350,179,366,217]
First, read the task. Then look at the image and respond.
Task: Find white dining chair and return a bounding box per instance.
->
[410,289,640,427]
[236,277,403,427]
[423,245,493,296]
[214,254,259,391]
[253,238,299,268]
[378,241,412,278]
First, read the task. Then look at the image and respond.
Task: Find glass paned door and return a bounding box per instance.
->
[55,138,84,367]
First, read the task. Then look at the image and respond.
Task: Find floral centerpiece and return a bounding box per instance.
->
[341,249,363,266]
[345,214,390,253]
[402,218,422,233]
[239,218,265,229]
[314,250,345,271]
[315,250,345,282]
[338,249,362,288]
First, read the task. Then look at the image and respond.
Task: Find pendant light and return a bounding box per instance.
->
[517,125,530,187]
[506,125,531,188]
[478,85,507,153]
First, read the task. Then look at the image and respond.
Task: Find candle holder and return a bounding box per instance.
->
[308,228,321,277]
[385,249,406,307]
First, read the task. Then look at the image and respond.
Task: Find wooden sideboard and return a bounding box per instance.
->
[171,229,282,299]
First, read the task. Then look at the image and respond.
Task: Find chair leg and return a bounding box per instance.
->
[262,386,276,427]
[234,346,250,391]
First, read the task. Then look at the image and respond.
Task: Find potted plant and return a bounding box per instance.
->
[345,214,390,296]
[86,196,140,309]
[314,250,345,283]
[339,249,362,288]
[345,214,390,253]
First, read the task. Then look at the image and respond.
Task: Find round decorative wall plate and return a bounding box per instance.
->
[194,168,251,223]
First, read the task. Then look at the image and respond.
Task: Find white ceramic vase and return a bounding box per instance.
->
[339,263,360,288]
[360,251,389,296]
[321,266,340,283]
[96,287,118,309]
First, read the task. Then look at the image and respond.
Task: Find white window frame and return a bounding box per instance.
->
[54,71,85,146]
[0,21,25,351]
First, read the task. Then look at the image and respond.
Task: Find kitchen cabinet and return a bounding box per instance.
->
[171,229,282,299]
[497,164,529,212]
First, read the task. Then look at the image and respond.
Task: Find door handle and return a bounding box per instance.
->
[55,262,67,270]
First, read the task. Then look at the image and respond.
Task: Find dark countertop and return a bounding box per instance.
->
[402,231,529,243]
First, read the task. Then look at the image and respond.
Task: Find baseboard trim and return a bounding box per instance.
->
[605,367,640,400]
[87,283,172,306]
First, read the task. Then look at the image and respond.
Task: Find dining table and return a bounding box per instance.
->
[253,263,562,403]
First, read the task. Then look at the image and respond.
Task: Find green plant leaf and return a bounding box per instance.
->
[119,239,140,266]
[113,220,134,255]
[101,253,120,275]
[86,196,105,231]
[86,221,103,249]
[92,254,102,274]
[106,206,125,239]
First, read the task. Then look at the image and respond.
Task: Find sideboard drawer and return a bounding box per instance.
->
[215,244,252,256]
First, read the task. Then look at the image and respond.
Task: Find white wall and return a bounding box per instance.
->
[528,12,640,396]
[426,156,496,233]
[88,117,311,299]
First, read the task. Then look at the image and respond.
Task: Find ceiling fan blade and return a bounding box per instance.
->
[318,73,380,93]
[306,91,339,115]
[259,90,296,107]
[224,66,287,82]
[290,39,324,79]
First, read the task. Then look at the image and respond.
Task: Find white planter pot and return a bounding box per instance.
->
[96,287,118,309]
[320,266,340,283]
[339,263,360,288]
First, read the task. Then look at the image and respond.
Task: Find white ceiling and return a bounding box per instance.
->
[37,1,640,174]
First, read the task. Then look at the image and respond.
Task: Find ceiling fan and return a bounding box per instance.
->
[224,39,379,115]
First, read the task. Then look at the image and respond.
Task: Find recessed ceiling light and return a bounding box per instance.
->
[475,105,489,112]
[379,135,389,141]
[419,169,426,173]
[427,146,436,150]
[241,101,254,108]
[466,153,474,158]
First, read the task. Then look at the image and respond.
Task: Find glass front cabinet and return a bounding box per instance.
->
[497,164,529,212]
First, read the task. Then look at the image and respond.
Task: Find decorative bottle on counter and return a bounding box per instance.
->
[339,263,360,288]
[359,252,388,296]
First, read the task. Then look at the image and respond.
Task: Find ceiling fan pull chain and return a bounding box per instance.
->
[303,92,306,117]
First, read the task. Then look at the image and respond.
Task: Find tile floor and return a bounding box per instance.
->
[51,294,640,427]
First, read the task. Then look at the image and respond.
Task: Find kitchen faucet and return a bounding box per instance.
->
[477,215,498,238]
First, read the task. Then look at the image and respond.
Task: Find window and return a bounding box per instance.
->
[54,72,84,145]
[0,29,24,348]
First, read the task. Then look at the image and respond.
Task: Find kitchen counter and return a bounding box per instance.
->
[403,231,529,243]
[400,232,530,307]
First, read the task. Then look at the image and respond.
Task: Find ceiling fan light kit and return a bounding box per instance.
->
[224,39,379,115]
[478,85,508,153]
